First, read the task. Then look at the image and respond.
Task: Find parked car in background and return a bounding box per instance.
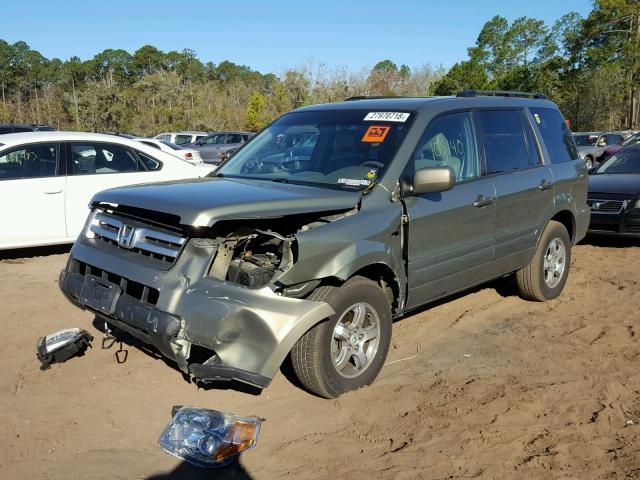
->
[187,131,255,164]
[602,132,640,160]
[135,138,203,164]
[574,131,624,167]
[153,131,208,145]
[0,123,55,134]
[587,144,640,237]
[60,91,589,398]
[0,132,214,250]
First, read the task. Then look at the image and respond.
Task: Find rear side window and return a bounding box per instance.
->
[529,107,578,164]
[71,143,142,175]
[606,134,623,145]
[477,110,537,174]
[0,143,59,180]
[174,134,192,145]
[135,150,162,171]
[227,134,243,144]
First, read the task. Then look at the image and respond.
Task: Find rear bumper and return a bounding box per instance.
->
[59,238,334,388]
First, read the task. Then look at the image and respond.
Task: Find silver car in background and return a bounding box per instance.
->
[574,131,625,167]
[187,131,255,165]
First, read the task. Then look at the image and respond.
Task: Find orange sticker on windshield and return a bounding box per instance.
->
[362,125,390,143]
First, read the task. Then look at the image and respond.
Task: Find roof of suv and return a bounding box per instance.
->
[294,94,557,114]
[204,131,255,136]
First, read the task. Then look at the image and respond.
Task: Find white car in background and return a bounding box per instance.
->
[135,138,204,164]
[0,132,214,250]
[153,131,208,145]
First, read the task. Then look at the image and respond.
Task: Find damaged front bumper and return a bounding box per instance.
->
[59,238,333,389]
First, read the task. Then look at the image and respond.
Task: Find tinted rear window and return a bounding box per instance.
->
[529,107,578,164]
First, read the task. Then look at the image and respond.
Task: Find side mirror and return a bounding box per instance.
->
[413,167,455,194]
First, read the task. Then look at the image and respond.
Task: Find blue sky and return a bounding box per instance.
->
[4,0,592,73]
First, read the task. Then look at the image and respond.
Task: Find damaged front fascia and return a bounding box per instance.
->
[275,190,407,313]
[76,185,406,384]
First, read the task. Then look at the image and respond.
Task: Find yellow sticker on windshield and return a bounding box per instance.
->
[362,125,390,143]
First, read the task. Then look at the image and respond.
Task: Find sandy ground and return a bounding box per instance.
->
[0,238,639,480]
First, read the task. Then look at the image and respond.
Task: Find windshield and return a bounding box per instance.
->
[216,110,413,190]
[622,133,640,146]
[595,149,640,174]
[574,134,597,146]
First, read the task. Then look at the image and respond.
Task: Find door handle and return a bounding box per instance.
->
[43,189,63,194]
[538,180,553,191]
[473,195,494,208]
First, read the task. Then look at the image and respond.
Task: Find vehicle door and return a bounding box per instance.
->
[476,109,554,270]
[0,142,66,248]
[221,133,244,157]
[404,111,496,307]
[197,133,227,161]
[64,142,162,239]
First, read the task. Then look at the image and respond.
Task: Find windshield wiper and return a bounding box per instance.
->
[271,178,290,184]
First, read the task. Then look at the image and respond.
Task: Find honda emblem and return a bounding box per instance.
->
[117,224,136,249]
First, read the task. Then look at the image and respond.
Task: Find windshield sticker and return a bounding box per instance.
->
[362,125,390,143]
[338,178,372,187]
[364,112,410,122]
[366,168,378,180]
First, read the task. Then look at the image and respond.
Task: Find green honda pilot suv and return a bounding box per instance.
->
[60,91,589,397]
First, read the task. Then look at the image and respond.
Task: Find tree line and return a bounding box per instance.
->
[433,0,640,131]
[0,0,637,135]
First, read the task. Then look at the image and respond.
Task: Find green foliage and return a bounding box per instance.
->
[430,61,490,95]
[434,2,640,130]
[245,91,267,132]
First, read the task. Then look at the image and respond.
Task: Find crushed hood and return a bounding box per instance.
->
[91,177,361,227]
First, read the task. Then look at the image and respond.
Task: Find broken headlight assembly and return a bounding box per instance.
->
[159,406,261,468]
[36,328,94,370]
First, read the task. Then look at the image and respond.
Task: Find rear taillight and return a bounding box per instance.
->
[185,152,193,159]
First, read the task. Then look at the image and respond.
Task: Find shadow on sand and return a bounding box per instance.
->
[147,459,254,480]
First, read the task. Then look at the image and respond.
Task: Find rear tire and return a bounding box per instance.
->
[291,276,392,398]
[516,221,571,301]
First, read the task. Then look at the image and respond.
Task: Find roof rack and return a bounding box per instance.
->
[344,96,399,101]
[456,90,547,100]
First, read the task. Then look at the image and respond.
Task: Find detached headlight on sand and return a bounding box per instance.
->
[159,407,261,468]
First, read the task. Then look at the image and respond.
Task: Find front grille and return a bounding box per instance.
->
[88,211,186,265]
[71,260,159,305]
[587,199,626,214]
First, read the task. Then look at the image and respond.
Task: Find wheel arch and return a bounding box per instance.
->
[550,209,576,244]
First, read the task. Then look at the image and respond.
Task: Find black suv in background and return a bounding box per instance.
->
[0,123,55,134]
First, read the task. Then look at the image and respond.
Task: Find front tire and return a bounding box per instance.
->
[584,156,594,168]
[291,276,392,398]
[516,221,571,301]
